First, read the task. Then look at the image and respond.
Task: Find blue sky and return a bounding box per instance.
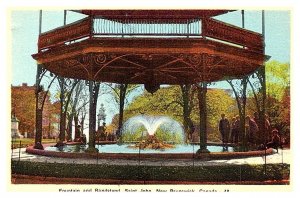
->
[10,10,290,124]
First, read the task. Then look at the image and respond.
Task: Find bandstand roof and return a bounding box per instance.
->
[32,9,267,93]
[75,10,234,21]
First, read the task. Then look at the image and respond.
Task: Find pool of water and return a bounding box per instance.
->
[45,144,234,153]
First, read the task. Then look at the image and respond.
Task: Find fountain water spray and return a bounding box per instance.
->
[122,115,184,145]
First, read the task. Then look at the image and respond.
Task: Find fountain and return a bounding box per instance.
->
[122,115,184,149]
[33,114,275,160]
[28,110,275,159]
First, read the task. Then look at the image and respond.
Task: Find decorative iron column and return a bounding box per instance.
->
[56,10,68,146]
[261,10,267,174]
[197,82,210,154]
[86,80,100,152]
[34,10,45,149]
[57,76,66,143]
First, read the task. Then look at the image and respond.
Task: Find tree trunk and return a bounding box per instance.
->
[74,114,80,139]
[57,79,79,145]
[58,78,66,143]
[67,113,73,141]
[59,113,66,142]
[80,114,85,136]
[181,84,193,143]
[228,78,248,151]
[117,84,128,139]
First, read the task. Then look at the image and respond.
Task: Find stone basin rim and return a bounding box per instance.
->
[25,144,275,160]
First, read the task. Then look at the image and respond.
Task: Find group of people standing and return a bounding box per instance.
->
[218,113,281,151]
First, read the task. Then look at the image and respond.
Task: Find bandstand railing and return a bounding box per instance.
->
[93,18,201,36]
[38,17,92,51]
[38,16,263,53]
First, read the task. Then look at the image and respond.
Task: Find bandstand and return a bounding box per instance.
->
[32,10,267,153]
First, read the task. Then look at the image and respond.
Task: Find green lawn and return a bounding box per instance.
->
[11,138,57,149]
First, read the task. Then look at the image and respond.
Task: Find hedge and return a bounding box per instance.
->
[11,161,289,183]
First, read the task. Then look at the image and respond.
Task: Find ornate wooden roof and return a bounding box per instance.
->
[32,10,266,93]
[33,37,266,90]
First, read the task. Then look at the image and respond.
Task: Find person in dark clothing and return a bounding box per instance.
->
[219,113,230,144]
[266,129,281,152]
[230,117,236,143]
[245,115,259,144]
[230,116,240,144]
[253,112,272,143]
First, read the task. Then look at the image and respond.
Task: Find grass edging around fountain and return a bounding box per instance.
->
[11,161,289,184]
[26,145,275,160]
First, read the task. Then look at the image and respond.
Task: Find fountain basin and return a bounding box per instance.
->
[25,144,274,160]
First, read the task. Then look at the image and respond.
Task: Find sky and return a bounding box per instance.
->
[10,10,290,125]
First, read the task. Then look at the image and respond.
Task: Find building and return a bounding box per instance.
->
[11,83,59,138]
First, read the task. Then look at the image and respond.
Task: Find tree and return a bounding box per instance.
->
[56,78,79,145]
[11,85,36,136]
[266,60,290,100]
[11,83,58,138]
[227,78,248,149]
[124,85,236,142]
[194,87,237,142]
[105,83,141,138]
[247,61,290,143]
[227,76,248,149]
[265,61,290,132]
[66,80,89,141]
[125,86,183,121]
[180,84,197,142]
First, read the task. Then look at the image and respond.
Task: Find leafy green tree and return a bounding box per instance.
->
[266,61,290,134]
[124,85,237,142]
[266,60,290,100]
[105,83,141,138]
[194,86,237,142]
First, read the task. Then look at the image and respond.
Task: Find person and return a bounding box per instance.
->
[245,115,259,144]
[254,112,271,143]
[266,129,281,152]
[219,113,230,144]
[234,115,240,143]
[230,116,240,144]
